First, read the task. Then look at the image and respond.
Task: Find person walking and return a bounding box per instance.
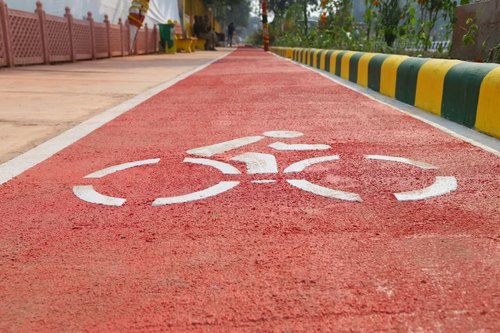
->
[227,22,235,47]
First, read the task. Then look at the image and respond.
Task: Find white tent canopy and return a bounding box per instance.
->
[5,0,180,25]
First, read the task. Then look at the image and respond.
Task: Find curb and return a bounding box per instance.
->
[270,47,500,139]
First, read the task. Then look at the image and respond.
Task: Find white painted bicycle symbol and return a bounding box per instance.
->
[73,130,457,207]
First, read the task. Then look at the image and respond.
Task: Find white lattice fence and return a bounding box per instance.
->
[46,14,71,62]
[72,19,92,60]
[9,9,44,65]
[109,23,122,57]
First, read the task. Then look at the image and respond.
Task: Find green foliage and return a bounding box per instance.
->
[415,0,457,51]
[246,29,264,45]
[462,17,478,46]
[226,0,251,28]
[485,43,500,64]
[315,0,354,49]
[206,0,251,29]
[377,0,403,47]
[267,0,318,34]
[268,0,294,17]
[250,0,497,63]
[363,0,376,42]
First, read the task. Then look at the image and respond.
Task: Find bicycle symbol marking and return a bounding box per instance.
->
[72,131,458,207]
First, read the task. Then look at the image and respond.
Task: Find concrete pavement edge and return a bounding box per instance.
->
[0,51,234,186]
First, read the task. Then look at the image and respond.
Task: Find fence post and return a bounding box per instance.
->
[35,1,50,64]
[153,24,157,53]
[126,20,133,55]
[104,14,111,58]
[65,7,75,62]
[118,18,124,56]
[87,11,96,60]
[144,23,149,54]
[0,0,14,67]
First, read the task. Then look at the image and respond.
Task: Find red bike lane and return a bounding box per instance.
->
[0,48,498,331]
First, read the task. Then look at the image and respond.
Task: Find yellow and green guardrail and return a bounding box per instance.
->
[270,47,500,139]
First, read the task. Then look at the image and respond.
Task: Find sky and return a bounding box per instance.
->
[5,0,128,22]
[4,0,180,24]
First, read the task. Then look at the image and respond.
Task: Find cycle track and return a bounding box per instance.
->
[0,48,499,331]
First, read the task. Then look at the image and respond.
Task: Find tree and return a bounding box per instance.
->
[373,0,403,47]
[205,0,251,30]
[268,0,294,18]
[318,0,354,48]
[268,0,318,35]
[226,0,251,28]
[416,0,457,50]
[363,0,376,42]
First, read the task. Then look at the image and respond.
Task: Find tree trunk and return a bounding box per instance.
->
[303,3,308,36]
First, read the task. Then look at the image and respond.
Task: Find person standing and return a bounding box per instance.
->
[227,22,235,47]
[193,16,201,37]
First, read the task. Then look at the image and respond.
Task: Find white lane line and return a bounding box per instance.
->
[287,179,362,202]
[284,155,340,173]
[0,51,233,186]
[269,142,331,151]
[263,130,304,138]
[231,152,278,174]
[184,158,241,174]
[152,181,240,206]
[186,136,264,157]
[394,176,457,201]
[364,155,438,170]
[84,158,160,179]
[72,185,126,206]
[251,180,276,184]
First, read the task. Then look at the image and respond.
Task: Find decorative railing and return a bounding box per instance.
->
[0,0,159,68]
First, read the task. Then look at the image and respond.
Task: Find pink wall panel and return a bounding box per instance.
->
[0,17,6,67]
[94,22,108,58]
[72,19,92,60]
[135,29,147,55]
[46,14,71,62]
[9,9,43,65]
[109,25,122,57]
[1,4,158,68]
[148,28,158,53]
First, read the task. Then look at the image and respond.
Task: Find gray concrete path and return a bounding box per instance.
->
[0,49,231,164]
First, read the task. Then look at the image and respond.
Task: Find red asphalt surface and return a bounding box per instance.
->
[0,48,499,331]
